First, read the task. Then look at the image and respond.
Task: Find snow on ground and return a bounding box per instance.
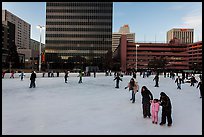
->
[2,73,202,135]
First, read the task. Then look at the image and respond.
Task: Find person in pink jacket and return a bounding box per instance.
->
[150,99,160,124]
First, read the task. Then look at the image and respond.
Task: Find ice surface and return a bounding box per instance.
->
[2,73,202,135]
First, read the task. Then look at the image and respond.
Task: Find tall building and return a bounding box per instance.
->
[112,24,135,52]
[45,2,113,70]
[167,28,194,44]
[2,10,31,49]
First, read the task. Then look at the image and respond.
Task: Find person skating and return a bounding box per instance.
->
[150,99,160,124]
[153,74,159,87]
[175,76,183,90]
[197,80,202,98]
[78,70,83,83]
[125,78,139,103]
[141,86,153,118]
[190,76,197,86]
[10,70,15,78]
[19,71,25,81]
[29,71,36,88]
[159,92,172,127]
[113,73,122,88]
[93,70,96,78]
[64,71,68,83]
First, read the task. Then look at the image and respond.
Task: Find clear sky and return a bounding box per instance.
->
[2,2,202,44]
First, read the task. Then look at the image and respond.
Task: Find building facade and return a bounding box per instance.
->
[45,2,113,70]
[2,10,31,50]
[112,24,135,52]
[167,28,194,44]
[187,41,202,71]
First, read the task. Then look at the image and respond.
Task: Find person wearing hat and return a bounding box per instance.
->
[159,92,172,126]
[125,78,139,103]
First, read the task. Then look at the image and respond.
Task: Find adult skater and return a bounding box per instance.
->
[197,79,202,98]
[141,86,153,118]
[93,70,96,78]
[29,71,36,88]
[78,70,83,83]
[125,78,139,103]
[159,92,172,126]
[190,76,197,86]
[113,73,122,88]
[64,71,68,83]
[153,74,159,87]
[175,76,183,90]
[10,70,15,78]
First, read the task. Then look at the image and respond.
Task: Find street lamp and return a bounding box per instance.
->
[36,25,45,72]
[135,44,140,72]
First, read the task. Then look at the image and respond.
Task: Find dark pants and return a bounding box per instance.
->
[143,103,151,117]
[161,109,172,125]
[30,80,36,88]
[190,82,194,86]
[65,77,67,83]
[177,83,181,89]
[115,81,119,88]
[130,90,135,103]
[78,77,82,83]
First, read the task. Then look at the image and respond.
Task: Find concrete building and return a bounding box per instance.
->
[167,28,194,44]
[45,2,113,70]
[2,9,31,49]
[112,24,135,52]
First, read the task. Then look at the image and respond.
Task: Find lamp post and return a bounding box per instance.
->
[36,25,45,72]
[135,44,140,72]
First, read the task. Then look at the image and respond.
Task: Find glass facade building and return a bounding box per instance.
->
[45,2,113,70]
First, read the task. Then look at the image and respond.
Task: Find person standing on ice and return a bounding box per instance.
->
[64,71,68,83]
[141,86,153,118]
[29,71,36,88]
[175,76,183,90]
[197,79,202,98]
[159,92,172,127]
[150,99,160,124]
[125,78,139,103]
[78,70,83,83]
[189,76,197,86]
[113,73,122,88]
[10,70,15,78]
[19,71,25,81]
[153,74,159,87]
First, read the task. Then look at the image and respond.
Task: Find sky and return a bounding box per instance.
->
[2,2,202,44]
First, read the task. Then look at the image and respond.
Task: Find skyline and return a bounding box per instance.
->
[2,2,202,44]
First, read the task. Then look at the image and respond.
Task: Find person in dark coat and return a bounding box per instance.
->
[182,72,185,83]
[29,71,36,88]
[133,72,136,79]
[175,76,183,90]
[78,70,83,83]
[93,70,96,78]
[190,76,197,86]
[141,86,153,118]
[197,80,202,98]
[159,92,172,126]
[153,74,159,87]
[113,73,122,88]
[64,71,68,83]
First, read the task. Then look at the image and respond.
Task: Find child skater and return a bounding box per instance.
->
[150,99,160,124]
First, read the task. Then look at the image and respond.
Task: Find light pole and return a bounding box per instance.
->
[36,25,45,72]
[135,44,140,72]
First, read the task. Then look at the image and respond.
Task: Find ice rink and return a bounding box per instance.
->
[2,73,202,135]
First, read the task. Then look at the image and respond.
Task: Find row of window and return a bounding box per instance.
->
[46,9,112,13]
[46,15,112,19]
[46,46,110,50]
[46,21,112,26]
[47,2,112,7]
[46,34,111,38]
[46,40,112,44]
[46,28,111,32]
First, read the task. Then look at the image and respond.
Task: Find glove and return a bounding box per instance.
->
[125,87,127,89]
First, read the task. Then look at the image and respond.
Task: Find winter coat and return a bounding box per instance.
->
[30,72,36,81]
[127,81,139,93]
[114,76,122,82]
[151,101,160,113]
[141,88,153,104]
[153,75,159,82]
[175,78,183,84]
[160,93,171,111]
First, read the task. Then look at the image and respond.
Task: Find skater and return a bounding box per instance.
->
[197,79,202,98]
[153,74,159,87]
[159,92,172,126]
[19,71,25,81]
[78,70,83,83]
[29,71,36,88]
[175,76,183,90]
[113,73,122,88]
[182,72,185,83]
[141,86,153,118]
[93,70,96,78]
[125,78,139,103]
[10,70,15,78]
[190,76,197,86]
[150,99,160,124]
[64,71,68,83]
[133,72,136,79]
